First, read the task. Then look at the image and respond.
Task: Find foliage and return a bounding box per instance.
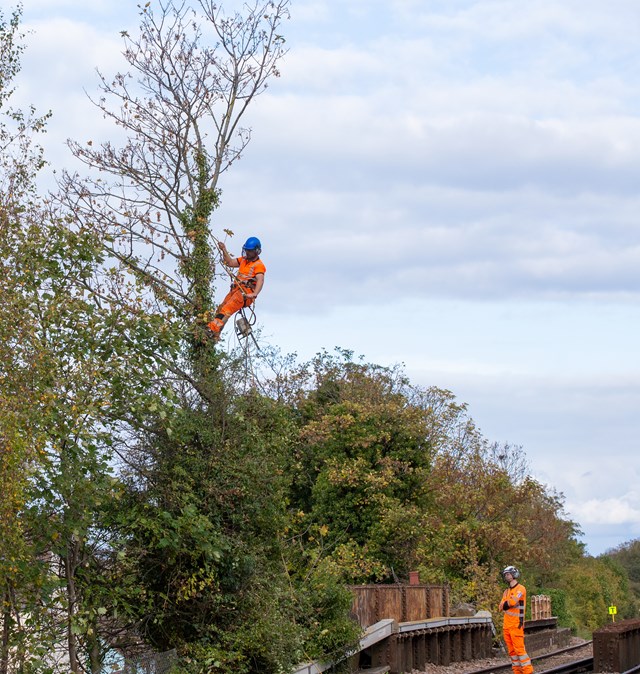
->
[279,350,435,583]
[1,184,178,673]
[100,385,360,673]
[603,538,640,601]
[273,350,582,602]
[1,6,181,671]
[543,588,572,631]
[0,6,60,671]
[260,348,592,636]
[557,555,636,636]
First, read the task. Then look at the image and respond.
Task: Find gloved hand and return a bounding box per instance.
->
[518,619,523,629]
[502,601,509,611]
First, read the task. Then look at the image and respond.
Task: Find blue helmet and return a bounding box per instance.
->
[243,236,261,252]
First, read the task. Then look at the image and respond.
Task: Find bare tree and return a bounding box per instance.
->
[59,0,288,364]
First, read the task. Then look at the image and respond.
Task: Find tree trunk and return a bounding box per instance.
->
[0,586,10,674]
[7,586,24,674]
[65,541,80,673]
[88,624,101,674]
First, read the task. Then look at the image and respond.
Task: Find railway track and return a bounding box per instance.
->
[415,637,640,674]
[464,641,593,674]
[537,656,640,674]
[536,657,593,674]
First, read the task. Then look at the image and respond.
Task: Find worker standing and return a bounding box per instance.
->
[500,565,533,674]
[207,237,265,342]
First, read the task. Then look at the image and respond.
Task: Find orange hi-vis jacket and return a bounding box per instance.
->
[501,582,526,629]
[233,256,266,292]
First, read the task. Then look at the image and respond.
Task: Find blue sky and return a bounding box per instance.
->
[17,0,640,556]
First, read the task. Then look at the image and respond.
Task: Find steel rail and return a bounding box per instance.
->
[464,641,593,674]
[536,656,593,674]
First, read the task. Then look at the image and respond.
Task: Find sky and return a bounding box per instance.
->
[14,0,640,556]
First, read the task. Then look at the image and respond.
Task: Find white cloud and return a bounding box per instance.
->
[569,496,640,526]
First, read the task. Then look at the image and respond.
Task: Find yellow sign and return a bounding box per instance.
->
[608,606,617,615]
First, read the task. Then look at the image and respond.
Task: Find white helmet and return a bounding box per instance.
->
[502,565,520,580]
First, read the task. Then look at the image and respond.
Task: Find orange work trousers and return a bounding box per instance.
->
[503,626,533,674]
[207,286,253,338]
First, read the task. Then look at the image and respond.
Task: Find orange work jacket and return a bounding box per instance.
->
[234,257,266,291]
[500,582,526,630]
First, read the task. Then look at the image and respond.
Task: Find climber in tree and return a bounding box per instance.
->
[207,237,265,342]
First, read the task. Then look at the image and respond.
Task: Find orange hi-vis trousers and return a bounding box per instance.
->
[207,285,253,338]
[503,625,533,674]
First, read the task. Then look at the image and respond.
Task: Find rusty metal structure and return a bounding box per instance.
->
[360,615,494,672]
[593,617,640,673]
[525,617,571,653]
[349,583,449,627]
[346,583,494,672]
